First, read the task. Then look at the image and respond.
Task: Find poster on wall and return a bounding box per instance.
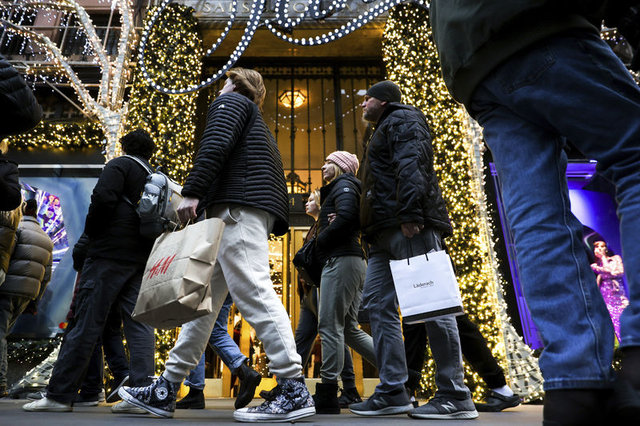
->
[10,173,98,339]
[491,161,629,349]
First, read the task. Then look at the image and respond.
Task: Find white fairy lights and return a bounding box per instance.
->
[138,0,429,94]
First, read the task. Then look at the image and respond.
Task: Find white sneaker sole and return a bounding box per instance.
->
[233,406,316,422]
[409,409,479,419]
[350,403,413,416]
[23,400,72,412]
[118,388,174,418]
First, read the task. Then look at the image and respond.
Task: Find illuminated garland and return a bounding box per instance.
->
[125,3,202,373]
[126,3,202,184]
[383,4,543,401]
[5,121,104,151]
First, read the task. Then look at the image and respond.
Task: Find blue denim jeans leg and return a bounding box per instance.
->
[184,293,247,389]
[470,29,640,389]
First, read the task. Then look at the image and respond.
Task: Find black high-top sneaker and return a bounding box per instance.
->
[118,375,178,418]
[233,377,315,422]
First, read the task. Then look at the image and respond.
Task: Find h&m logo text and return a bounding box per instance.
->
[147,254,177,279]
[413,280,434,288]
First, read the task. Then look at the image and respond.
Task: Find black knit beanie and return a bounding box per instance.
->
[366,80,402,103]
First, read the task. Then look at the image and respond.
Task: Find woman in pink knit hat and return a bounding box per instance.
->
[310,151,376,413]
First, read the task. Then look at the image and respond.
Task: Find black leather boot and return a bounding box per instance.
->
[313,383,340,414]
[338,387,362,408]
[234,362,262,409]
[175,387,205,409]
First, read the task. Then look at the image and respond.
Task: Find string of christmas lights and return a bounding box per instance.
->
[383,3,543,401]
[126,2,202,184]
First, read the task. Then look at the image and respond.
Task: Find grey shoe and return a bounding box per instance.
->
[111,400,148,414]
[233,377,315,422]
[349,390,413,416]
[23,397,72,412]
[26,390,46,401]
[409,396,479,419]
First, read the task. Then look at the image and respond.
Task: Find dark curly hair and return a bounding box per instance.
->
[120,129,156,160]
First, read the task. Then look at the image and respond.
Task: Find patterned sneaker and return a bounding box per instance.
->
[409,396,479,419]
[233,377,315,422]
[118,375,178,418]
[349,390,413,416]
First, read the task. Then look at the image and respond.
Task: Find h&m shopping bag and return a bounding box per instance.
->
[389,250,463,324]
[132,217,225,329]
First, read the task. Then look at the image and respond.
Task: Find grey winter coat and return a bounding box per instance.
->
[0,216,53,300]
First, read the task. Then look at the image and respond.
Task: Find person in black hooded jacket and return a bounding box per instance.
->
[24,129,156,413]
[350,81,477,420]
[311,151,376,414]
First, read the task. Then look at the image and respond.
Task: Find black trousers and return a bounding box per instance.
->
[404,313,507,390]
[80,304,130,395]
[47,257,154,403]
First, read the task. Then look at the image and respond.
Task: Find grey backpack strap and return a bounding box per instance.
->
[122,154,153,175]
[121,155,152,208]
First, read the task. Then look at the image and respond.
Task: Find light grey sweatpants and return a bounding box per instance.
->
[163,204,302,383]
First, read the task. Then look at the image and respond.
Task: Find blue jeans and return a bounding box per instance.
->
[363,227,470,399]
[184,293,247,389]
[470,29,640,390]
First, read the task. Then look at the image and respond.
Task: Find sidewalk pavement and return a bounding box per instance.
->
[0,397,542,425]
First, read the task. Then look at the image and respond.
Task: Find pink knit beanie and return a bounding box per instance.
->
[326,151,359,174]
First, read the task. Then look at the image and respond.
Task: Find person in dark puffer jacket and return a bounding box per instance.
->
[350,81,477,420]
[0,55,42,213]
[24,130,157,413]
[312,151,376,414]
[0,199,52,397]
[431,1,640,424]
[119,68,315,423]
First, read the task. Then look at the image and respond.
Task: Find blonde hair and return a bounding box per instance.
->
[226,68,266,109]
[325,162,344,182]
[0,200,23,229]
[0,140,8,155]
[310,189,321,209]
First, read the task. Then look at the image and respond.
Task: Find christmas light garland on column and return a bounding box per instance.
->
[126,2,202,184]
[383,3,543,401]
[125,2,202,373]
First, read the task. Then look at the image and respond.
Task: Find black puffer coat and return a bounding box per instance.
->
[359,103,452,241]
[182,92,289,236]
[84,155,154,265]
[0,54,42,139]
[316,173,364,263]
[0,153,21,211]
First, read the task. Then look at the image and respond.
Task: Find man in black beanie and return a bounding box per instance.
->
[365,80,403,104]
[350,81,477,420]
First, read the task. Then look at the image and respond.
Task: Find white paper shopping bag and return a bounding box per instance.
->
[389,250,464,323]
